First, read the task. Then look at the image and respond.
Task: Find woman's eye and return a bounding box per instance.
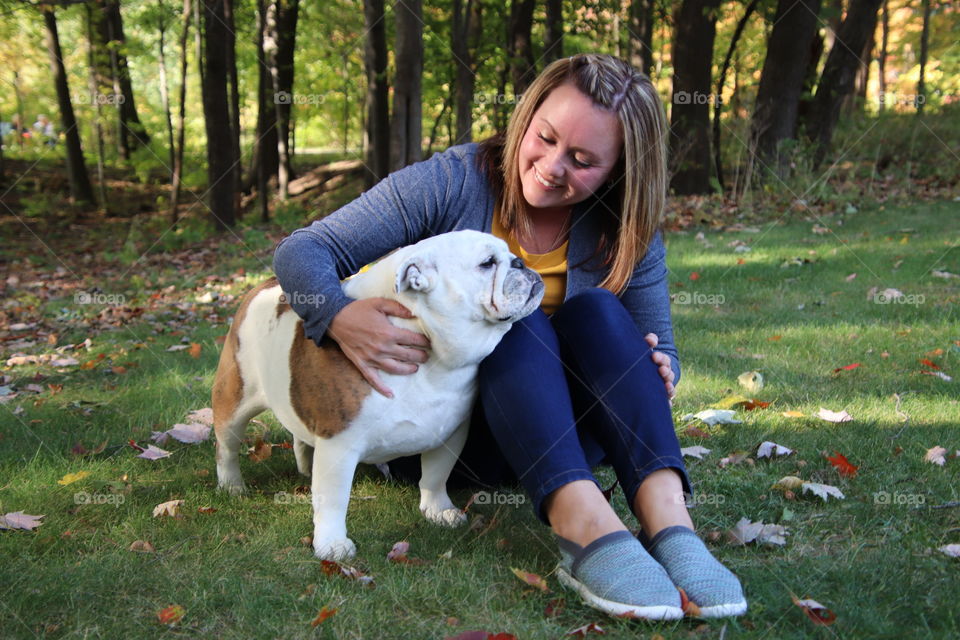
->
[573,158,592,169]
[479,257,496,269]
[538,132,554,144]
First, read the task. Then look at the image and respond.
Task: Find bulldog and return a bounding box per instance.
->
[212,230,544,560]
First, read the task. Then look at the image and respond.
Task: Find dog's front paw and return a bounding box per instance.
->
[313,537,357,561]
[422,506,468,528]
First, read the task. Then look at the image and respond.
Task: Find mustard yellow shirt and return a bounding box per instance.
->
[491,214,567,315]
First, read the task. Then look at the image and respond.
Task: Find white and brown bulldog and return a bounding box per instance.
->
[212,230,544,560]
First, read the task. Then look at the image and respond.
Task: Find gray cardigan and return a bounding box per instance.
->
[273,143,681,382]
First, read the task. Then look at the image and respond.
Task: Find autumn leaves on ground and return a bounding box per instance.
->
[1,192,958,638]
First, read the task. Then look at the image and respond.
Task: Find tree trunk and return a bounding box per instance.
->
[391,0,423,171]
[42,7,96,206]
[626,0,654,77]
[544,0,563,63]
[223,0,242,217]
[245,0,279,196]
[751,0,822,179]
[85,4,109,210]
[200,0,237,229]
[507,0,536,96]
[93,0,151,159]
[170,0,191,224]
[806,0,883,168]
[878,0,888,113]
[157,2,175,191]
[713,0,759,190]
[917,0,931,114]
[452,0,476,145]
[669,0,721,195]
[363,0,389,187]
[265,0,299,199]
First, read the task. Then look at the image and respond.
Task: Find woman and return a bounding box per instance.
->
[274,54,745,620]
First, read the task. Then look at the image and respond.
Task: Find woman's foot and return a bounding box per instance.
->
[556,531,683,620]
[641,525,747,618]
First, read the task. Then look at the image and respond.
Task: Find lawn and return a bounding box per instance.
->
[1,197,958,639]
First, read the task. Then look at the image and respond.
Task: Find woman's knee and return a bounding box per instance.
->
[479,308,558,375]
[553,288,629,333]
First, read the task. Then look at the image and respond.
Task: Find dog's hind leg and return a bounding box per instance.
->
[293,437,314,477]
[418,420,469,527]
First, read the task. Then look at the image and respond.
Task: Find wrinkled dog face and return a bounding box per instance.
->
[395,231,544,325]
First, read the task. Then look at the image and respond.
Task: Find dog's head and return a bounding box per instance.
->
[390,230,544,364]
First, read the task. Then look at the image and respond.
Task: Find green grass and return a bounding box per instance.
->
[1,199,958,639]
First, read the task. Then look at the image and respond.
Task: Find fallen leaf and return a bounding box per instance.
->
[157,605,185,625]
[50,357,79,367]
[801,482,845,501]
[566,622,605,636]
[690,271,700,281]
[511,567,550,592]
[772,476,804,491]
[845,273,857,282]
[152,500,184,518]
[188,343,202,358]
[826,451,859,477]
[781,410,805,418]
[187,408,214,425]
[166,345,189,352]
[932,270,959,279]
[678,588,701,618]
[920,358,940,369]
[57,471,90,486]
[692,409,742,425]
[719,451,750,467]
[726,517,786,546]
[921,370,953,381]
[544,598,565,618]
[138,445,172,460]
[817,408,853,423]
[924,446,948,466]
[310,606,337,627]
[757,441,793,458]
[0,511,45,531]
[832,362,861,373]
[680,446,712,459]
[682,424,711,438]
[153,422,211,445]
[321,559,375,586]
[737,371,764,392]
[129,540,156,553]
[713,394,752,410]
[248,438,272,462]
[791,595,836,626]
[937,544,960,558]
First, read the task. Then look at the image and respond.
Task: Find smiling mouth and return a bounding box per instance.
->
[534,166,563,189]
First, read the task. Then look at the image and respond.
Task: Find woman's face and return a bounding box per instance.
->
[518,82,623,213]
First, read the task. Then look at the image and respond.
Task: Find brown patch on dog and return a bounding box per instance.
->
[289,320,369,438]
[212,277,280,433]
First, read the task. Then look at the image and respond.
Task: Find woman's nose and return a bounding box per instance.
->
[542,147,566,178]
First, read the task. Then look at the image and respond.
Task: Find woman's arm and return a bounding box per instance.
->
[618,231,682,391]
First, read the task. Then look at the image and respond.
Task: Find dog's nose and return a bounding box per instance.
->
[510,257,525,270]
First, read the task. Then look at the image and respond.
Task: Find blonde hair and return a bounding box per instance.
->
[492,54,668,295]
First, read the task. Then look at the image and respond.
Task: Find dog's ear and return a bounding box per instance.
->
[395,254,436,293]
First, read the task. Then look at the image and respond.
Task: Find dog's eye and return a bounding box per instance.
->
[479,256,496,270]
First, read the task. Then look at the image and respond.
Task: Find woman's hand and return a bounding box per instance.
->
[644,333,675,403]
[328,298,431,398]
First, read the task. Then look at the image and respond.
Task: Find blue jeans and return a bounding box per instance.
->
[389,288,691,524]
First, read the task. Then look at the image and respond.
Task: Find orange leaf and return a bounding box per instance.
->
[689,271,700,281]
[826,451,858,477]
[768,334,783,341]
[310,606,337,627]
[791,594,837,626]
[156,605,185,625]
[919,358,940,369]
[832,363,861,373]
[927,348,944,357]
[566,622,605,636]
[683,424,711,438]
[678,587,702,618]
[112,366,128,375]
[248,438,272,462]
[510,567,550,592]
[188,343,202,358]
[743,399,771,410]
